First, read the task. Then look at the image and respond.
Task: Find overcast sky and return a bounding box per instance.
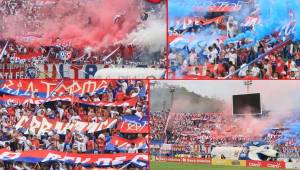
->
[156,80,300,112]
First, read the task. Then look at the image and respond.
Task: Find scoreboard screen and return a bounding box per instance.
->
[232,93,262,115]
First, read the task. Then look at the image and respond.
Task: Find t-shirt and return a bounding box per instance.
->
[87,140,94,150]
[96,139,105,151]
[128,147,137,153]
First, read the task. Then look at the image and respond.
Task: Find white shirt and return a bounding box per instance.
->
[189,52,198,65]
[128,147,138,153]
[251,66,260,77]
[57,107,64,117]
[121,82,128,93]
[207,49,218,64]
[229,53,237,65]
[238,64,248,77]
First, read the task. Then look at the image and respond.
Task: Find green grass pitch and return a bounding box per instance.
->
[150,161,285,170]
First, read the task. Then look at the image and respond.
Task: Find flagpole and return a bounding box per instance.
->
[0,41,9,60]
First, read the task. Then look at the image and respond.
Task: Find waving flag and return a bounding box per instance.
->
[169,37,189,49]
[106,135,147,152]
[117,121,148,134]
[122,115,148,125]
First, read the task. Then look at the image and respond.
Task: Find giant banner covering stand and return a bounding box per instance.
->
[0,149,148,168]
[15,116,148,135]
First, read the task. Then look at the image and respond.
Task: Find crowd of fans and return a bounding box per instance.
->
[150,112,300,160]
[0,0,166,68]
[0,80,149,169]
[0,40,166,68]
[150,112,167,141]
[168,3,300,79]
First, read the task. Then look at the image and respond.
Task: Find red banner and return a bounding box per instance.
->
[246,160,286,169]
[0,80,110,98]
[118,121,148,134]
[15,116,117,135]
[155,157,211,164]
[146,0,161,3]
[0,149,148,167]
[1,95,138,107]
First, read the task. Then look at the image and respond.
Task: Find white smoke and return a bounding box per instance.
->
[123,9,166,53]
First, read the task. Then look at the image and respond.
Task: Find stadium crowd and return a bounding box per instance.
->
[0,80,149,169]
[168,5,300,79]
[150,112,167,141]
[150,112,300,160]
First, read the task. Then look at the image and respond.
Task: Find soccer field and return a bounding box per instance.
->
[150,161,285,170]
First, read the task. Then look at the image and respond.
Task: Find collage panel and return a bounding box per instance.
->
[168,0,300,80]
[150,80,300,170]
[2,0,300,170]
[0,0,166,79]
[0,79,149,169]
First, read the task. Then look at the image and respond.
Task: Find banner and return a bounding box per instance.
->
[1,95,138,107]
[118,121,149,134]
[212,159,246,166]
[246,160,286,169]
[155,157,211,164]
[0,64,27,79]
[15,116,117,135]
[0,149,148,167]
[0,80,110,98]
[122,115,148,125]
[106,135,147,151]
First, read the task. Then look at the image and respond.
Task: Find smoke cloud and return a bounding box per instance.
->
[123,6,166,53]
[1,0,144,49]
[226,0,300,46]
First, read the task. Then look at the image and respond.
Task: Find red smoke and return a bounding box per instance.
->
[2,0,142,49]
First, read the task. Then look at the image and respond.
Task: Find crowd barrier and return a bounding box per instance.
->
[155,156,293,169]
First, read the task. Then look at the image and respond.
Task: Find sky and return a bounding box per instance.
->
[156,80,300,112]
